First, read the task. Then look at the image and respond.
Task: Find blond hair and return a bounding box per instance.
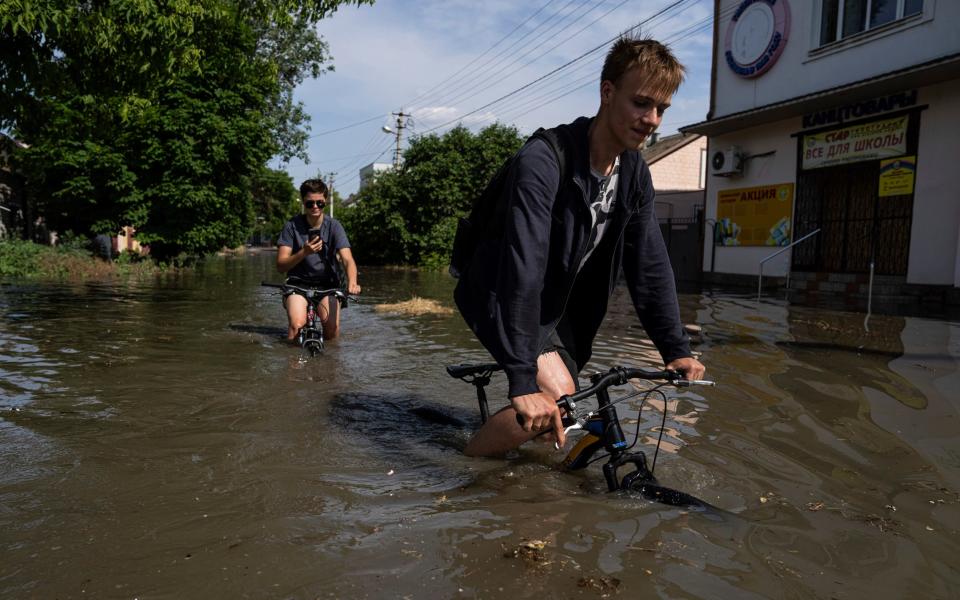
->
[601,37,685,97]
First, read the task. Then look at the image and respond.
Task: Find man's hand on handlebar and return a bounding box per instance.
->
[665,356,705,381]
[511,392,567,449]
[347,282,361,295]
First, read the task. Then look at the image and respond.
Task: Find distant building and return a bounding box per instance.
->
[684,0,959,309]
[642,132,707,221]
[359,162,393,190]
[641,132,708,283]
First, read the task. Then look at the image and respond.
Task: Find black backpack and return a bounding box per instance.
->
[449,127,572,278]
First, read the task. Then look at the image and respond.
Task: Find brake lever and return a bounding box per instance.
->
[555,419,585,450]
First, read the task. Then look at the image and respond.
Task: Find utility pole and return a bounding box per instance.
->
[327,171,336,218]
[314,170,337,217]
[383,110,409,169]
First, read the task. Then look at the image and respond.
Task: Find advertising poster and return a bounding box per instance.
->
[802,115,908,170]
[716,183,794,246]
[878,155,916,197]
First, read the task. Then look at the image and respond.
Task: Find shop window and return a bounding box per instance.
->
[819,0,924,46]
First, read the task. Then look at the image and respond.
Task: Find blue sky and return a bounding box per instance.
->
[282,0,716,196]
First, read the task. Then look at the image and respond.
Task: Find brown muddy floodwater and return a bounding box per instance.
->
[1,251,958,599]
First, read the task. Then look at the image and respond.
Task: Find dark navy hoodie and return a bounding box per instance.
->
[454,116,692,397]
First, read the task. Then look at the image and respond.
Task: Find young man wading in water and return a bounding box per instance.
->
[454,37,705,457]
[277,179,362,342]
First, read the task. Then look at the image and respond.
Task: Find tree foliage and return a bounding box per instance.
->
[0,0,372,259]
[251,167,299,243]
[338,123,526,268]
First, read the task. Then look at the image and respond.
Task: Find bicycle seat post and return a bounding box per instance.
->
[472,373,492,424]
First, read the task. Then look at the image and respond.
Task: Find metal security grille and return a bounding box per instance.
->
[792,161,912,275]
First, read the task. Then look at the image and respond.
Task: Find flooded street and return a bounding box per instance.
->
[1,252,958,599]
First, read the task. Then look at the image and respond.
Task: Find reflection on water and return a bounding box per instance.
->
[1,252,958,598]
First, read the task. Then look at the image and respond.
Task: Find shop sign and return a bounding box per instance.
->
[878,155,916,197]
[802,90,917,129]
[802,115,908,170]
[716,183,794,246]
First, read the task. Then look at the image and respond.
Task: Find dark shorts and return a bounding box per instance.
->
[283,288,339,325]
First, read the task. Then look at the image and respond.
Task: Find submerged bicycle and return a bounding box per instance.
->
[447,363,718,510]
[262,279,358,356]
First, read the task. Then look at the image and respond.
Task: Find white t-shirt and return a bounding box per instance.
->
[578,156,620,271]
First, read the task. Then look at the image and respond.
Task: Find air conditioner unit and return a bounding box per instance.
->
[710,147,742,177]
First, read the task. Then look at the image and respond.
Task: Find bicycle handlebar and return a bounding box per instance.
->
[514,366,714,428]
[563,367,713,407]
[261,282,360,304]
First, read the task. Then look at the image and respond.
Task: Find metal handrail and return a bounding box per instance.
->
[757,228,820,300]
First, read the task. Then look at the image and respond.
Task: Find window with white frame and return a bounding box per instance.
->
[819,0,924,46]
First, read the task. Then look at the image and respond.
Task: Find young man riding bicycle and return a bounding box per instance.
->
[454,36,705,457]
[277,179,362,342]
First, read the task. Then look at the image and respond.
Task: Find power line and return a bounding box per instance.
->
[302,2,573,164]
[304,0,717,193]
[421,0,694,135]
[425,0,618,112]
[335,142,395,191]
[307,113,388,139]
[384,110,410,168]
[488,0,711,122]
[403,0,561,109]
[425,0,696,131]
[317,149,397,163]
[302,1,711,137]
[411,0,585,112]
[312,123,391,184]
[491,0,719,128]
[415,0,596,112]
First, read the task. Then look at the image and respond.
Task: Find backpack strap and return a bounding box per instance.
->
[448,126,575,279]
[531,126,574,193]
[318,218,343,287]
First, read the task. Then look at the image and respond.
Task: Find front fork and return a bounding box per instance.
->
[298,304,324,355]
[595,385,655,492]
[559,380,656,491]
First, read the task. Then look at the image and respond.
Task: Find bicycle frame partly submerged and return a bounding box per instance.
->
[262,280,354,357]
[447,363,718,510]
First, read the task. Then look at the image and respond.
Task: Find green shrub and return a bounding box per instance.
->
[0,238,164,280]
[0,240,43,277]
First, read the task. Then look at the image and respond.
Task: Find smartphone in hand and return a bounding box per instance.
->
[307,227,323,241]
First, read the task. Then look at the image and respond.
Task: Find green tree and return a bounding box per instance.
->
[251,167,299,244]
[339,123,525,268]
[0,0,373,259]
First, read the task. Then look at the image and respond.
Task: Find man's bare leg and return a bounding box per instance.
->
[319,296,341,340]
[284,294,308,341]
[463,352,576,457]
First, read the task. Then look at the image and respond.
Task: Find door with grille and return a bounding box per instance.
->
[793,157,914,275]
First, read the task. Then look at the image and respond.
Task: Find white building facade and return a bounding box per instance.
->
[359,162,393,190]
[684,0,960,303]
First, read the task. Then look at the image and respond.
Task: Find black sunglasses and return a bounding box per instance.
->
[303,200,326,209]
